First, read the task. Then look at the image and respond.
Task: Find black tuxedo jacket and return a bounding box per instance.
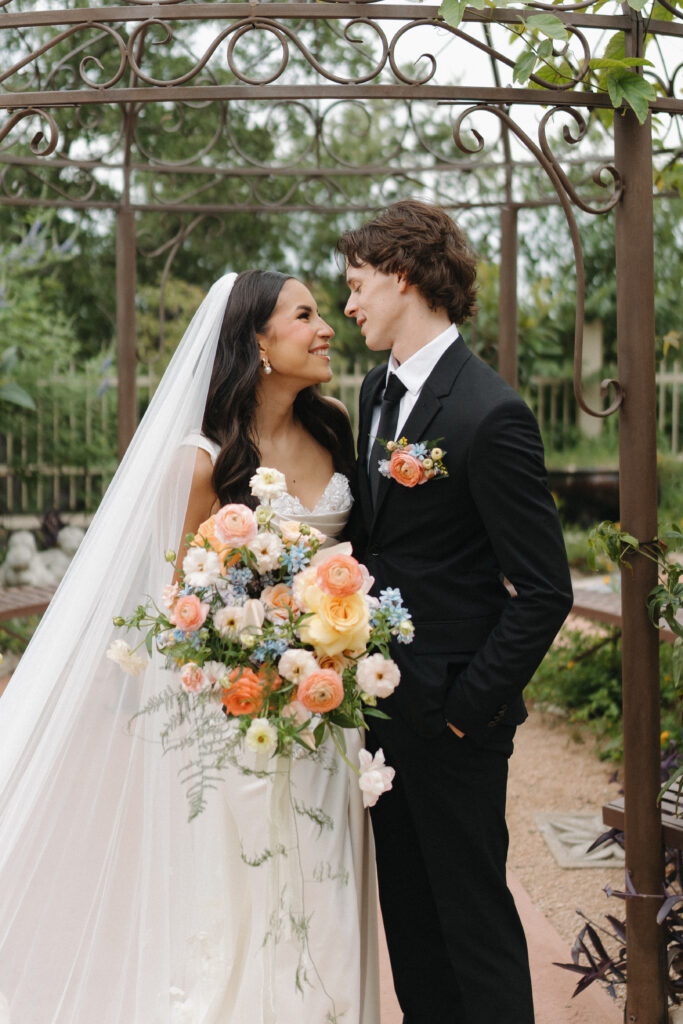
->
[351,336,573,743]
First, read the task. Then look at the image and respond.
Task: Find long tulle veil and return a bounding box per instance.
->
[0,273,238,1023]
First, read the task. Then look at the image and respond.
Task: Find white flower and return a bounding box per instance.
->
[255,504,275,526]
[213,605,245,640]
[182,547,223,587]
[247,532,283,573]
[106,639,148,678]
[245,717,278,755]
[358,748,395,807]
[291,565,317,611]
[378,459,392,478]
[203,660,230,688]
[162,582,180,609]
[278,648,318,683]
[397,619,415,641]
[356,653,401,698]
[242,599,265,630]
[249,466,288,503]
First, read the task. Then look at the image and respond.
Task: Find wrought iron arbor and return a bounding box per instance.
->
[1,2,682,1019]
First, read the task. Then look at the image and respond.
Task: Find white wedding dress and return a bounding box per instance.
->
[0,275,378,1024]
[175,437,379,1024]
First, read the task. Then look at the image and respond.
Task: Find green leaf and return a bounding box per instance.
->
[607,74,626,110]
[525,13,569,40]
[625,0,648,10]
[610,70,657,124]
[513,48,537,84]
[537,39,553,59]
[0,381,36,410]
[673,637,682,687]
[439,0,468,28]
[590,57,653,70]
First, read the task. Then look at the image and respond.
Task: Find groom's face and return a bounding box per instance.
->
[344,262,403,353]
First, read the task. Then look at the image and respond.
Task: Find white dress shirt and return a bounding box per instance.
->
[367,323,459,465]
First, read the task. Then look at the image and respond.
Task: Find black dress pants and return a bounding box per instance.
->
[368,711,535,1024]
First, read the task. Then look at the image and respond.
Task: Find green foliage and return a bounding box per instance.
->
[528,624,682,760]
[437,0,674,129]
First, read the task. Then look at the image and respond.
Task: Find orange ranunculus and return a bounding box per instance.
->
[222,665,282,717]
[261,583,300,624]
[297,669,344,714]
[222,667,264,717]
[316,554,364,598]
[389,450,424,488]
[169,594,209,633]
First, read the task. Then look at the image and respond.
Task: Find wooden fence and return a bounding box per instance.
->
[1,361,681,522]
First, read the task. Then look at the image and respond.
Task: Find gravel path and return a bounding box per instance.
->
[507,704,625,966]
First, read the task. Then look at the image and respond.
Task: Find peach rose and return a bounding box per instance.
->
[316,554,364,598]
[297,669,344,714]
[214,504,258,548]
[389,450,424,487]
[222,667,264,717]
[169,594,209,632]
[262,582,300,624]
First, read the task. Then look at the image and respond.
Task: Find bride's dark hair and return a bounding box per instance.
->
[202,269,355,507]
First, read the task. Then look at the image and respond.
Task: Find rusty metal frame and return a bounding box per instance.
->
[1,3,682,1021]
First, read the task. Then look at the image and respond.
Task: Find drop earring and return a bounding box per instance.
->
[261,356,272,375]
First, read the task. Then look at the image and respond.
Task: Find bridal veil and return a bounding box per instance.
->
[0,274,239,1022]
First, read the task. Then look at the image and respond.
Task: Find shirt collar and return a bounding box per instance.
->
[387,323,459,395]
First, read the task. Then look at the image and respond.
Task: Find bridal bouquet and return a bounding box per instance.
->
[108,466,413,817]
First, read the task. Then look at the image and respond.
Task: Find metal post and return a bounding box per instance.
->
[614,107,666,1024]
[498,205,518,390]
[116,207,137,460]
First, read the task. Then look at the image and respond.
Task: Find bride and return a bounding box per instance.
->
[0,271,379,1024]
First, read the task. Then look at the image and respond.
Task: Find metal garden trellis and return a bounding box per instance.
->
[0,1,682,1020]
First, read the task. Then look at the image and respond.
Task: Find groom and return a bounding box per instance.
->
[338,200,573,1024]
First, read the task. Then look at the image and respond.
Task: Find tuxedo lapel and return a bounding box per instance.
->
[371,337,472,528]
[357,365,386,518]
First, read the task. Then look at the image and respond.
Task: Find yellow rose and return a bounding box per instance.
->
[298,593,370,656]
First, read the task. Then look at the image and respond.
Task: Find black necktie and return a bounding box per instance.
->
[369,373,407,506]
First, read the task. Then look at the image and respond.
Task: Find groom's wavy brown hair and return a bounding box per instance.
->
[337,199,478,324]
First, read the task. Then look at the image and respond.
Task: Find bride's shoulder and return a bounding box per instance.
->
[182,431,221,464]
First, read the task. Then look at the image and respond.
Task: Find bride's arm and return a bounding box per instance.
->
[176,448,219,574]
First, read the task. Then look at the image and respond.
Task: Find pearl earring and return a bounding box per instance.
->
[261,356,272,375]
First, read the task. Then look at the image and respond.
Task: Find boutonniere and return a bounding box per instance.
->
[377,437,448,489]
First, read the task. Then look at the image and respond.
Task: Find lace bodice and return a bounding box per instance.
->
[183,434,352,542]
[270,472,351,518]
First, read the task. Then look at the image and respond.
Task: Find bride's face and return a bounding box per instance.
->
[258,279,334,388]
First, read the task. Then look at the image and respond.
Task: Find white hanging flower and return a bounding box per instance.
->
[247,532,283,573]
[358,748,395,807]
[106,639,148,678]
[245,717,278,755]
[249,466,288,503]
[278,648,318,683]
[213,605,245,640]
[356,653,401,698]
[182,547,223,587]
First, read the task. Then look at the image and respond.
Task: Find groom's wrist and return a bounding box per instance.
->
[447,722,465,738]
